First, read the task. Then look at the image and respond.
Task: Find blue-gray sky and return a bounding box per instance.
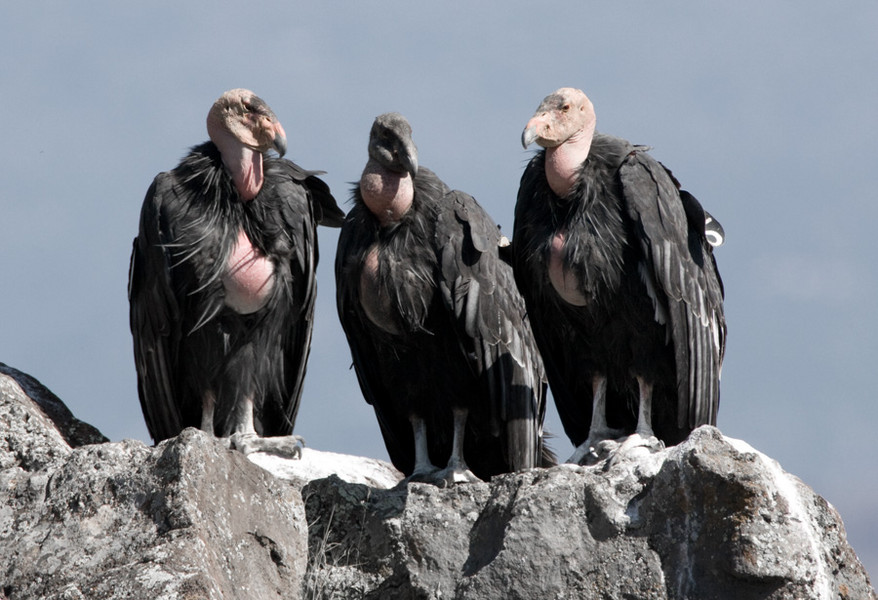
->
[2,1,876,578]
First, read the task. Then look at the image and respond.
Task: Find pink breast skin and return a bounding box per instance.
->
[358,245,401,334]
[548,229,588,306]
[222,229,275,314]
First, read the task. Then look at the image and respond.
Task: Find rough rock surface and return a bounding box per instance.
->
[302,435,875,600]
[1,365,874,599]
[1,366,309,600]
[249,447,402,489]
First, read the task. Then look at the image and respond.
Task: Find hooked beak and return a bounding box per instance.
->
[399,142,419,178]
[272,122,287,157]
[522,113,547,149]
[521,124,538,149]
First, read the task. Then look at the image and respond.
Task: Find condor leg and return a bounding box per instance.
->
[229,396,304,459]
[567,374,624,464]
[435,407,480,485]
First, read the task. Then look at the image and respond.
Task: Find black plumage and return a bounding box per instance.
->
[336,113,551,482]
[129,89,343,453]
[514,88,725,460]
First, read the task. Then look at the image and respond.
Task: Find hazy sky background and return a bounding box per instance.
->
[2,1,876,579]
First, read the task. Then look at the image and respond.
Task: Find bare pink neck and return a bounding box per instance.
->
[209,127,264,201]
[359,160,414,226]
[544,125,594,198]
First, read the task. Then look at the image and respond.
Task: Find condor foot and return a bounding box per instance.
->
[230,432,305,459]
[433,464,481,487]
[566,426,627,465]
[406,461,481,487]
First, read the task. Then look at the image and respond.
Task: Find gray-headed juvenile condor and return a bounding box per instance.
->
[129,89,343,456]
[336,113,552,484]
[514,87,726,463]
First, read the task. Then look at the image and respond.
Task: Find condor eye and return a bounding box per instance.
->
[561,103,571,112]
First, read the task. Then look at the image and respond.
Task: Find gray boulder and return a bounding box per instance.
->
[303,432,875,599]
[1,365,307,599]
[1,365,874,599]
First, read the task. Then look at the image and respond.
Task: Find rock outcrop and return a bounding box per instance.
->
[1,364,874,599]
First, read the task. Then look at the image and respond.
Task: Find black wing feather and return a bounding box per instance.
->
[129,173,187,441]
[260,159,322,434]
[618,150,725,428]
[436,189,548,470]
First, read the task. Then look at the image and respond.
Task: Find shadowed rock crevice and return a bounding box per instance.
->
[462,474,522,576]
[0,362,107,449]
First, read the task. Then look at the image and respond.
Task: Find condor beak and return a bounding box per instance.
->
[399,141,419,178]
[522,112,547,149]
[522,124,538,149]
[272,122,287,157]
